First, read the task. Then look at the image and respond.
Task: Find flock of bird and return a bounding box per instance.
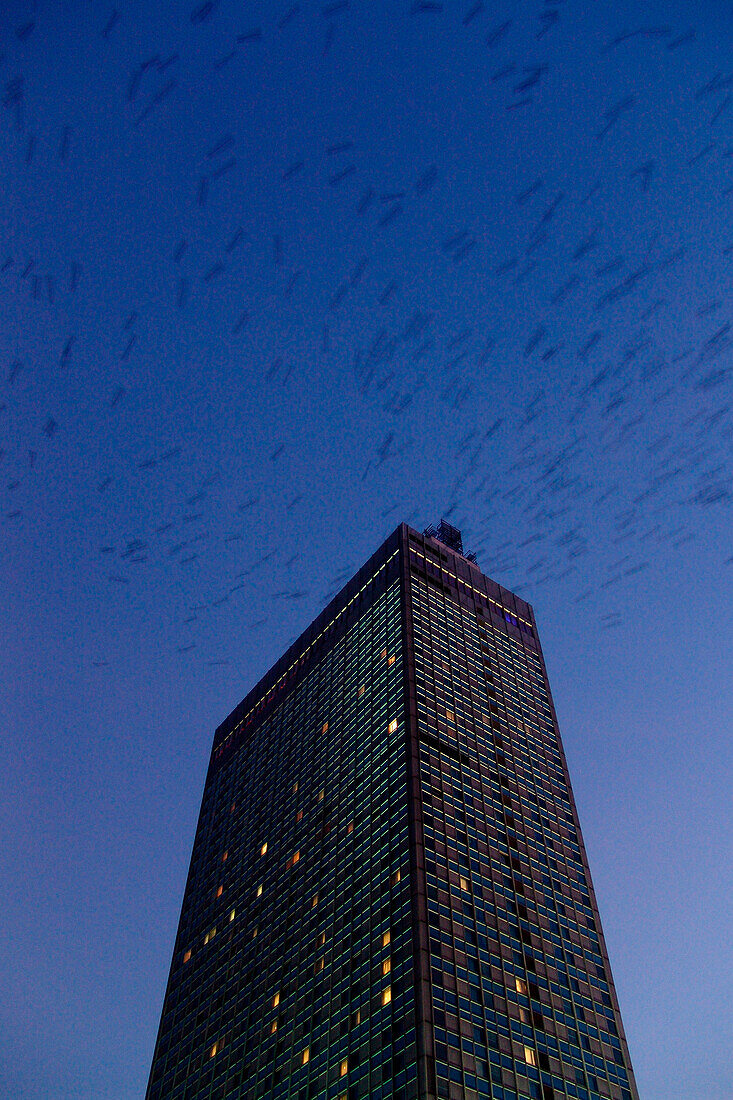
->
[1,0,731,673]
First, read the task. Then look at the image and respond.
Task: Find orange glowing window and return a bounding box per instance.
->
[347,821,354,834]
[311,893,319,908]
[222,850,228,862]
[216,885,223,898]
[382,958,391,976]
[317,931,326,948]
[382,930,391,947]
[358,685,365,697]
[391,868,401,886]
[524,1046,536,1067]
[315,957,324,974]
[256,884,263,897]
[296,809,303,823]
[322,722,329,734]
[381,986,392,1006]
[302,1047,310,1065]
[340,1059,348,1077]
[228,909,235,922]
[270,1020,278,1034]
[318,789,324,802]
[210,1041,219,1058]
[292,780,299,793]
[183,949,191,964]
[387,655,395,666]
[273,992,280,1008]
[260,842,268,856]
[388,719,398,734]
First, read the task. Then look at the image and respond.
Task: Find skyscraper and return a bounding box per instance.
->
[147,522,638,1100]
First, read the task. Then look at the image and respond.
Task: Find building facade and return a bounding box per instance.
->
[147,522,638,1100]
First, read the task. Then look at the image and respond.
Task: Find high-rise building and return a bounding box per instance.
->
[147,522,638,1100]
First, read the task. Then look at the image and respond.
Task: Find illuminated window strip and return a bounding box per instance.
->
[217,550,400,754]
[410,548,534,628]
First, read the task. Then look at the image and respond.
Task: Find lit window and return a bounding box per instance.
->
[302,1047,310,1065]
[340,1058,348,1077]
[381,986,392,1006]
[204,927,216,944]
[296,809,303,823]
[273,992,280,1008]
[391,868,401,886]
[524,1046,536,1066]
[382,958,391,976]
[292,849,300,865]
[387,654,395,666]
[322,722,329,734]
[256,884,263,897]
[311,893,319,908]
[318,789,324,802]
[446,709,455,722]
[216,885,223,898]
[252,926,258,939]
[293,781,299,794]
[516,977,527,995]
[388,719,398,734]
[358,685,365,697]
[260,842,268,856]
[380,648,387,659]
[222,850,228,862]
[347,821,354,834]
[270,1019,278,1034]
[315,957,324,973]
[183,949,191,964]
[351,1009,361,1027]
[317,931,326,948]
[228,909,235,922]
[460,876,469,891]
[382,930,391,947]
[210,1041,219,1058]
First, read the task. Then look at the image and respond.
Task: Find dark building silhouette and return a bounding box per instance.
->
[147,522,638,1100]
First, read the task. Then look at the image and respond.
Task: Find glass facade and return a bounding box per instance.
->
[147,524,638,1100]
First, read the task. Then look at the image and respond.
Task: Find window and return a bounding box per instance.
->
[260,842,268,856]
[183,949,191,964]
[382,930,391,947]
[204,927,216,944]
[388,655,395,666]
[257,884,263,897]
[293,781,299,794]
[210,1041,220,1058]
[273,992,280,1008]
[312,893,319,908]
[524,1046,536,1067]
[347,821,354,834]
[302,1047,310,1065]
[391,868,401,886]
[388,719,398,734]
[460,876,469,892]
[318,789,325,802]
[340,1058,348,1077]
[382,958,391,976]
[286,850,300,870]
[296,809,303,822]
[322,722,329,734]
[228,909,235,922]
[381,648,387,659]
[358,685,365,697]
[351,1009,361,1027]
[382,986,392,1006]
[317,931,326,948]
[270,1020,278,1034]
[222,850,228,862]
[216,885,223,898]
[315,957,324,974]
[516,977,527,995]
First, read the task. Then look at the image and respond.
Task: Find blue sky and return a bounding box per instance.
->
[1,1,731,1096]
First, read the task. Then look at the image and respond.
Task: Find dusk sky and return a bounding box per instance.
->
[1,1,731,1097]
